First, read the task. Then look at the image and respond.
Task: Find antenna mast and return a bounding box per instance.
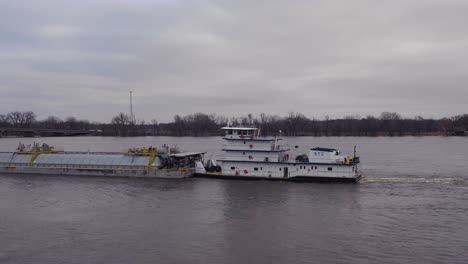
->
[129,91,135,124]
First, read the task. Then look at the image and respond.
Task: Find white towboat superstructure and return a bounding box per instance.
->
[196,126,361,183]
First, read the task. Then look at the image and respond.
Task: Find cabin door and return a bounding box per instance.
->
[283,167,288,178]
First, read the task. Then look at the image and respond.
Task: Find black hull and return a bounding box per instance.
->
[289,175,361,183]
[194,173,361,183]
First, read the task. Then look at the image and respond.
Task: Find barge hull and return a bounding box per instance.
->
[0,167,193,179]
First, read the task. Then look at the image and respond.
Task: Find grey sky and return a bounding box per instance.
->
[1,0,467,122]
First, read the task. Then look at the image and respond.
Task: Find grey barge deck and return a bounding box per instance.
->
[0,145,204,178]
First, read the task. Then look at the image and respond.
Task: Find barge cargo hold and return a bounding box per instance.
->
[0,143,204,178]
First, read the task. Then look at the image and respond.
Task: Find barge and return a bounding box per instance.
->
[195,126,362,183]
[0,143,204,178]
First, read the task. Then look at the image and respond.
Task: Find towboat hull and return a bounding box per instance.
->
[207,126,363,183]
[195,172,361,183]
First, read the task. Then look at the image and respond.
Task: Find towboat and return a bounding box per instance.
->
[0,143,204,178]
[195,126,362,183]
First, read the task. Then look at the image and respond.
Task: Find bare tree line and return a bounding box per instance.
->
[1,110,467,137]
[0,111,92,130]
[106,111,468,136]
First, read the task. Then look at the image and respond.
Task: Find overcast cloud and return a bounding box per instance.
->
[1,0,467,122]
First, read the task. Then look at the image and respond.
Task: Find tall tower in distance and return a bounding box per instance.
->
[129,90,136,124]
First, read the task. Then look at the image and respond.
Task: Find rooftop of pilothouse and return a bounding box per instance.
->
[221,127,258,131]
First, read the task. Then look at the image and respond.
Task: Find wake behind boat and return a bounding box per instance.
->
[195,126,362,183]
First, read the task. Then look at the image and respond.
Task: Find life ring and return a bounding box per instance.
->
[244,169,248,174]
[249,144,253,149]
[248,155,253,160]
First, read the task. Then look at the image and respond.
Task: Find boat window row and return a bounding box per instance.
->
[299,165,319,170]
[314,152,324,156]
[229,166,263,171]
[283,165,320,171]
[226,130,254,136]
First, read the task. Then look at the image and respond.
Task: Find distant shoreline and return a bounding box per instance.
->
[1,133,465,139]
[2,111,467,137]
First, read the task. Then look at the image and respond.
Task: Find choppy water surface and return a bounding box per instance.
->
[1,136,467,264]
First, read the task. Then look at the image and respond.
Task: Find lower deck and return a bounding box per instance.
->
[213,160,360,182]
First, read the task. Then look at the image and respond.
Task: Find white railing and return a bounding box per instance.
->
[222,144,289,151]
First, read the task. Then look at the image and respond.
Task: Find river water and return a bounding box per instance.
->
[0,136,467,264]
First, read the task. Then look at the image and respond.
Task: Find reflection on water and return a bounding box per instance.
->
[1,136,468,263]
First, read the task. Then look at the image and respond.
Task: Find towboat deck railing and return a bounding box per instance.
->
[222,144,289,151]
